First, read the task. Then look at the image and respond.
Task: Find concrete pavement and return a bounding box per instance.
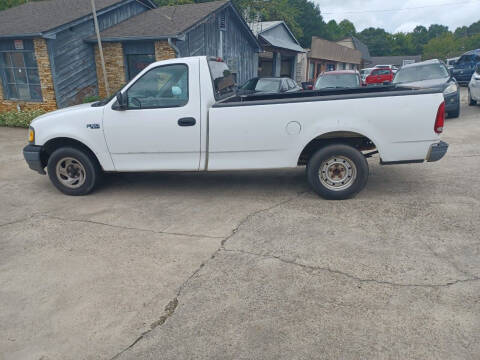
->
[1,88,479,359]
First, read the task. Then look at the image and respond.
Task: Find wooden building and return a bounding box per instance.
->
[307,37,362,82]
[249,21,305,83]
[89,1,261,97]
[336,36,372,68]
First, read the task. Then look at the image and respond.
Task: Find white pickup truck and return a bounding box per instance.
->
[23,56,448,200]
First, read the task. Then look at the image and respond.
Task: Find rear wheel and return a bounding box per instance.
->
[469,89,477,106]
[47,147,100,196]
[306,144,369,200]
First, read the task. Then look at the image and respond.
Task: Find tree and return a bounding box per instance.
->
[428,24,449,39]
[357,27,392,56]
[338,20,356,39]
[423,33,458,60]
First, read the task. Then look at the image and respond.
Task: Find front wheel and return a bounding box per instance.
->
[306,144,369,200]
[47,147,100,196]
[469,89,477,106]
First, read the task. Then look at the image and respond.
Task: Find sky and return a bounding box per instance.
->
[314,0,480,33]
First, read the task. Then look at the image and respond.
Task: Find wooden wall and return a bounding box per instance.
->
[50,0,148,108]
[176,6,258,85]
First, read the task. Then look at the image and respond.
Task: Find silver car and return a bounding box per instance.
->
[468,63,480,106]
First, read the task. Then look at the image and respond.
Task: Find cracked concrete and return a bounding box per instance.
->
[1,88,480,359]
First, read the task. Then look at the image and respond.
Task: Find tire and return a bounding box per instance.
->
[306,144,369,200]
[47,147,100,196]
[469,89,477,106]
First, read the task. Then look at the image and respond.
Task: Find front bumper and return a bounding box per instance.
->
[444,92,459,112]
[453,73,473,85]
[23,145,46,174]
[427,141,449,162]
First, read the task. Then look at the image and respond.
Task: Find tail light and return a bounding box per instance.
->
[434,101,445,134]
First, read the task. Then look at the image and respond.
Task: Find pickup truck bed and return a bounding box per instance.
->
[217,85,440,105]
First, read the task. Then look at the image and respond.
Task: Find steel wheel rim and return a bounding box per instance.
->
[55,157,86,189]
[319,156,357,191]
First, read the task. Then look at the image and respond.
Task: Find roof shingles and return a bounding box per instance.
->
[0,0,137,37]
[95,0,228,40]
[309,37,362,64]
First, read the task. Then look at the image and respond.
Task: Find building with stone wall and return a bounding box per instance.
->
[0,0,156,112]
[88,1,260,97]
[0,0,260,112]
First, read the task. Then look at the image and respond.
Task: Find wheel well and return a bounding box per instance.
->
[41,138,101,169]
[298,131,377,166]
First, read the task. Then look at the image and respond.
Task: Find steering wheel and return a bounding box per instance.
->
[130,97,142,108]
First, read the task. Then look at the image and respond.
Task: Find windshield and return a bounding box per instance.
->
[393,64,449,83]
[457,55,474,64]
[253,78,280,92]
[315,74,360,89]
[208,60,236,100]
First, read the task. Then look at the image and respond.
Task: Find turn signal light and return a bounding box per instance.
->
[434,102,445,134]
[28,127,35,143]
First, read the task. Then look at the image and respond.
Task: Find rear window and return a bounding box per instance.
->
[208,59,236,100]
[315,73,360,89]
[255,78,281,92]
[457,54,480,64]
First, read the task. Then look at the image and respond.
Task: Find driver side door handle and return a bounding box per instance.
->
[178,117,196,127]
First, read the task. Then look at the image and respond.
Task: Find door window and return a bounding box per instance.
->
[126,64,188,109]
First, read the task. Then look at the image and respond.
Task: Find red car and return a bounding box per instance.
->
[365,68,394,85]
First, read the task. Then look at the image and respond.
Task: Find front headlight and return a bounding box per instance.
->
[443,83,458,95]
[28,127,35,144]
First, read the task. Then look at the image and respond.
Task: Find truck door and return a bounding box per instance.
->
[102,59,201,171]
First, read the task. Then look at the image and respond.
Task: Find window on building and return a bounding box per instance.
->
[126,64,188,109]
[0,51,42,101]
[126,54,156,81]
[327,63,336,72]
[308,63,314,80]
[342,63,347,70]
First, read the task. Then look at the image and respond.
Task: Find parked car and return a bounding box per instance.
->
[446,57,459,71]
[314,70,361,89]
[23,56,448,200]
[237,77,301,95]
[365,68,394,85]
[451,49,480,85]
[393,59,460,118]
[375,64,399,73]
[468,63,480,106]
[360,68,374,84]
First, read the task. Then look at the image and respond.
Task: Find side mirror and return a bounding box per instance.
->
[113,92,127,111]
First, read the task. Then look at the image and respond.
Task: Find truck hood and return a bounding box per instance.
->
[31,103,103,126]
[394,78,448,90]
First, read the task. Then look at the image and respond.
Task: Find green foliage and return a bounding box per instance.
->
[82,95,101,103]
[357,27,393,56]
[423,33,459,60]
[0,0,43,11]
[0,109,45,128]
